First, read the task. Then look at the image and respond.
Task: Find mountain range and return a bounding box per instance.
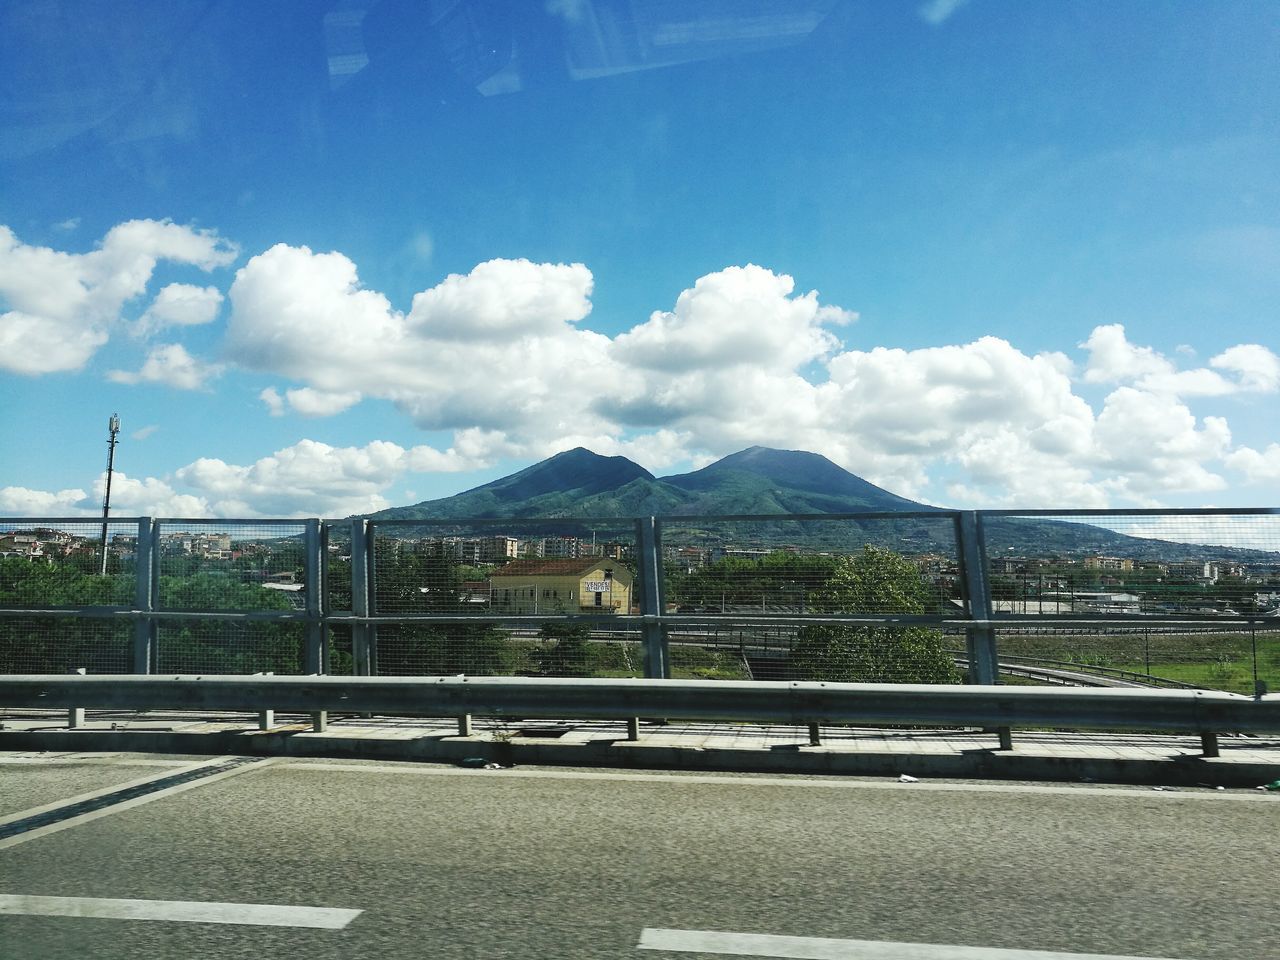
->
[374,446,923,520]
[370,446,1267,561]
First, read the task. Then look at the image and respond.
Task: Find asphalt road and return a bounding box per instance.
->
[1,755,1277,960]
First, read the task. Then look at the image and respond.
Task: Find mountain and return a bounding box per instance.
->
[369,446,1275,561]
[663,446,923,514]
[372,446,929,522]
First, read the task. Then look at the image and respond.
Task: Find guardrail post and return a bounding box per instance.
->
[351,518,374,677]
[256,672,275,730]
[132,517,157,674]
[636,516,669,679]
[68,667,86,728]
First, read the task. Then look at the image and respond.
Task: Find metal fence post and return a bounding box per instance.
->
[957,511,1010,749]
[636,516,669,679]
[303,519,325,675]
[957,511,999,684]
[351,518,374,676]
[132,517,157,674]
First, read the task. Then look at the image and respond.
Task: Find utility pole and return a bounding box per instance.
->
[99,413,120,576]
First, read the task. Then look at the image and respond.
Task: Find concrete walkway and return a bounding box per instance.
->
[2,709,1279,787]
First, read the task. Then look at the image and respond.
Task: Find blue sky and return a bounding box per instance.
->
[1,0,1278,517]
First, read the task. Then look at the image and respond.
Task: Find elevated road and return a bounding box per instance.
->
[1,755,1276,959]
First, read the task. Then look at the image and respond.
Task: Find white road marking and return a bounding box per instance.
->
[637,929,1193,960]
[0,894,361,929]
[0,756,277,850]
[279,761,1272,801]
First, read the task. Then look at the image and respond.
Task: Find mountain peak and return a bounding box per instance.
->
[474,447,654,501]
[663,446,922,511]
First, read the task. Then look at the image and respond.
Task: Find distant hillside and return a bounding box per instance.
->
[369,446,1277,562]
[372,446,928,522]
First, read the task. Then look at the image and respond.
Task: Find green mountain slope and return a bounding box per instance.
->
[368,446,1275,562]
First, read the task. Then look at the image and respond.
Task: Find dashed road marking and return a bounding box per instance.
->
[637,929,1194,959]
[0,894,361,929]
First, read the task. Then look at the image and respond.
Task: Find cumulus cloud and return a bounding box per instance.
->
[0,486,88,515]
[282,387,363,417]
[1225,444,1280,484]
[260,387,285,417]
[226,246,624,445]
[1082,324,1279,398]
[612,264,852,373]
[2,437,505,520]
[107,343,223,390]
[0,220,237,374]
[216,246,1273,507]
[135,283,223,336]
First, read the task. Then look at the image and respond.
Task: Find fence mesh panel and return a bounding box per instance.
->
[982,512,1280,619]
[370,519,639,616]
[156,619,304,675]
[660,515,961,618]
[323,522,354,612]
[371,623,644,678]
[992,623,1280,695]
[667,622,961,683]
[155,521,308,612]
[0,615,131,674]
[0,519,138,607]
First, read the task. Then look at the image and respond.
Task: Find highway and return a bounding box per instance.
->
[1,754,1277,959]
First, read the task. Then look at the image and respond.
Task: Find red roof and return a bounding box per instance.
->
[489,557,612,578]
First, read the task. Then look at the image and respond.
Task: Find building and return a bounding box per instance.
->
[488,557,633,615]
[1082,555,1135,572]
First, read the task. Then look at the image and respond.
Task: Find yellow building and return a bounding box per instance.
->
[488,557,633,614]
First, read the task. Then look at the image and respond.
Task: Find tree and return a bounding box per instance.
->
[532,621,593,677]
[790,546,959,684]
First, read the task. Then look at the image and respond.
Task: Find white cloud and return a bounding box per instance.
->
[0,220,237,374]
[99,472,210,517]
[135,283,223,336]
[1211,344,1280,393]
[227,246,625,444]
[0,486,88,515]
[1082,324,1279,398]
[260,387,285,417]
[284,387,362,417]
[1225,444,1280,484]
[1081,324,1173,385]
[107,343,223,390]
[132,425,159,441]
[175,439,407,517]
[218,248,1274,508]
[612,264,852,373]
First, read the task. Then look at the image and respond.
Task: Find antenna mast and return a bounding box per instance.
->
[99,414,120,576]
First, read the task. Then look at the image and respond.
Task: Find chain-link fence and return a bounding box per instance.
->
[2,511,1278,693]
[154,618,305,675]
[0,615,132,674]
[982,511,1280,618]
[659,514,961,616]
[155,520,309,612]
[993,623,1280,695]
[362,518,642,677]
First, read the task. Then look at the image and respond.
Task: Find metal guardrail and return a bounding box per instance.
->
[3,674,1277,736]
